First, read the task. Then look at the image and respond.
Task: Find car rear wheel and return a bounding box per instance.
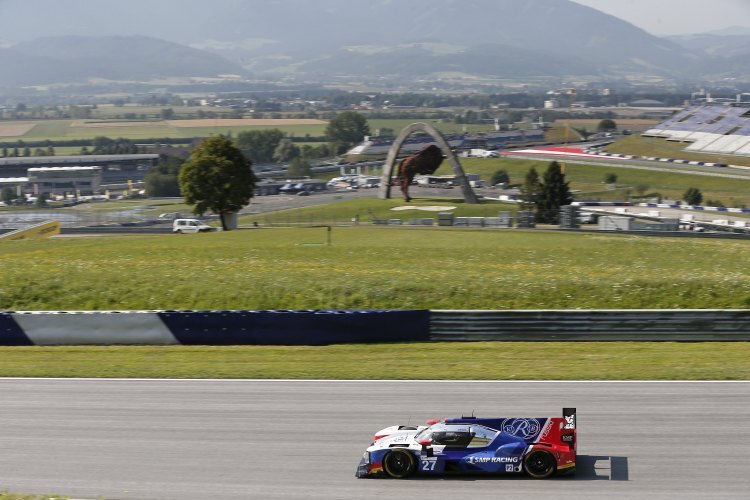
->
[383,449,416,479]
[524,450,556,479]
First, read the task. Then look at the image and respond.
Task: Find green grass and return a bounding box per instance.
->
[0,493,67,500]
[450,156,750,206]
[0,343,748,379]
[244,197,519,225]
[605,135,750,167]
[4,228,750,311]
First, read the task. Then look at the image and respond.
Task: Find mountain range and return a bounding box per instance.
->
[0,0,747,88]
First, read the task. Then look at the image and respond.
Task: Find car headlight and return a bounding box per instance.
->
[363,452,370,463]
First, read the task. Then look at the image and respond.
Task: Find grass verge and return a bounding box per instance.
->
[0,493,67,500]
[1,343,748,380]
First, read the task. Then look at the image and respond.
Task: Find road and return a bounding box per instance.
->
[0,379,748,499]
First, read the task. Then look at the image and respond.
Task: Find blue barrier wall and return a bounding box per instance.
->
[0,314,34,346]
[1,310,431,346]
[159,309,431,345]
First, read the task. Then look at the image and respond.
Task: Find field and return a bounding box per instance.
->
[0,118,332,141]
[0,117,547,142]
[4,228,750,311]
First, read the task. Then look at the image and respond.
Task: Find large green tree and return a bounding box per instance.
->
[536,161,574,224]
[597,119,617,132]
[273,137,300,164]
[178,136,257,231]
[235,129,285,164]
[287,156,311,178]
[325,111,370,154]
[145,155,185,197]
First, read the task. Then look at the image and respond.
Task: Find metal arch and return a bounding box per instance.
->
[378,122,479,204]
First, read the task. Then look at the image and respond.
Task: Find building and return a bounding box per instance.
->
[27,166,102,196]
[0,154,158,182]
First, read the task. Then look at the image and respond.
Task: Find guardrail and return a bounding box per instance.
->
[430,309,750,341]
[2,309,748,345]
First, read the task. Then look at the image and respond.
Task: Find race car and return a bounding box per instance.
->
[356,408,576,479]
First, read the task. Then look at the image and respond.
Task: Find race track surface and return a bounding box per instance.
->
[0,379,747,499]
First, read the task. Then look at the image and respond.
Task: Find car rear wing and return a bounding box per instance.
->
[558,408,576,452]
[563,407,576,430]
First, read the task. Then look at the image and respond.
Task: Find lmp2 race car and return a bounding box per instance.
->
[356,408,576,479]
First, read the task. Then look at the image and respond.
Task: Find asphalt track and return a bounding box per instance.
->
[0,379,748,499]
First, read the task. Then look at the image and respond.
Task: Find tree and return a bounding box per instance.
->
[235,129,285,164]
[519,167,542,210]
[597,119,617,132]
[287,156,311,178]
[144,155,185,197]
[603,172,617,184]
[325,111,370,154]
[683,187,703,206]
[35,193,48,207]
[490,169,510,186]
[273,137,300,164]
[536,161,573,224]
[1,186,16,204]
[178,136,257,231]
[160,108,175,120]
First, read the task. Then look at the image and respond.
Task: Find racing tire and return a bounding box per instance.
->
[383,449,416,479]
[524,450,556,479]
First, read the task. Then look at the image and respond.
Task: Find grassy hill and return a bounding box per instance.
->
[4,228,750,311]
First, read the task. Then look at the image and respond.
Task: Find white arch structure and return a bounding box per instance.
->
[378,122,479,204]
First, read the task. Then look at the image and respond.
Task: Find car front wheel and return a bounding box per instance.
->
[383,449,416,479]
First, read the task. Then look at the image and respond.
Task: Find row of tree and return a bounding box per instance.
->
[2,146,55,157]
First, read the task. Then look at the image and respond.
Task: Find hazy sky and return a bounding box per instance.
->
[573,0,750,35]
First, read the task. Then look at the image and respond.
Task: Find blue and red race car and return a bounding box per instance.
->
[356,408,576,479]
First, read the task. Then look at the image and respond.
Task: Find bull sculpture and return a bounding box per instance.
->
[394,144,444,202]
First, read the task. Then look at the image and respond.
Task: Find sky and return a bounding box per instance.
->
[573,0,750,35]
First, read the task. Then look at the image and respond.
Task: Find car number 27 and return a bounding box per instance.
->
[420,458,437,471]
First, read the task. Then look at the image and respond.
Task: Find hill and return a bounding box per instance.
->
[1,35,246,87]
[0,0,739,84]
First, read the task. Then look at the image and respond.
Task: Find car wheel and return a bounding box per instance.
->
[383,449,416,479]
[175,229,183,234]
[524,449,556,479]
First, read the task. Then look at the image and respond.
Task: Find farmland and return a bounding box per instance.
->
[0,116,554,142]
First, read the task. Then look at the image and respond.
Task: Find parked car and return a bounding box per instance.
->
[173,218,216,233]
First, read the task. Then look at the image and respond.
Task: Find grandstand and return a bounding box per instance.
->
[644,104,750,157]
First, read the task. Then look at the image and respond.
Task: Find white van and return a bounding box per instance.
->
[173,218,216,233]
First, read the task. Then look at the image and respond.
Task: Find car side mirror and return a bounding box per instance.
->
[417,438,432,447]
